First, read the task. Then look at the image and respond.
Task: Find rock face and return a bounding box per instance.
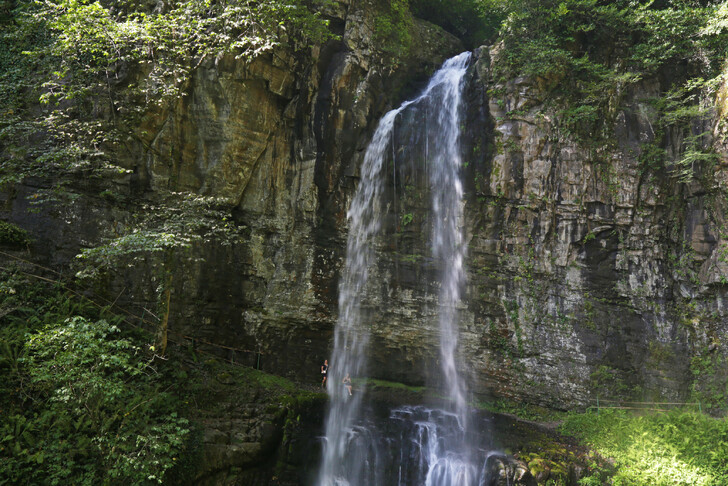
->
[303,40,728,413]
[454,48,728,409]
[4,2,462,368]
[481,454,536,486]
[6,2,728,483]
[5,0,728,433]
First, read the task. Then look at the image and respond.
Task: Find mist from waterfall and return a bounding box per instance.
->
[317,52,473,486]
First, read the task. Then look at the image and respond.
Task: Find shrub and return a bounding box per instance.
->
[0,220,30,248]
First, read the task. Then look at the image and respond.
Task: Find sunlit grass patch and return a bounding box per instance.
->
[561,409,728,485]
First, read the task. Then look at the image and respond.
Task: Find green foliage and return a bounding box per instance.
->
[0,221,30,248]
[672,133,720,183]
[589,365,640,399]
[410,0,507,48]
[496,0,722,83]
[74,193,244,281]
[490,0,727,183]
[35,0,332,108]
[1,267,323,483]
[373,0,413,60]
[0,0,333,192]
[0,271,190,484]
[640,78,720,183]
[561,409,728,485]
[24,318,189,484]
[690,350,728,413]
[639,141,667,173]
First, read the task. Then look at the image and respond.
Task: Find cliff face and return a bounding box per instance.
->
[4,1,464,383]
[284,38,728,412]
[458,49,728,408]
[6,0,728,414]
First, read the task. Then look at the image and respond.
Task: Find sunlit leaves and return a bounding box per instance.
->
[35,0,333,108]
[0,0,333,201]
[75,192,245,280]
[491,0,728,181]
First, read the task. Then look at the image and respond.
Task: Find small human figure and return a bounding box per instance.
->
[342,373,352,396]
[321,359,328,387]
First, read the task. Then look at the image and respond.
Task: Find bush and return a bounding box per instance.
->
[0,221,30,248]
[410,0,507,48]
[0,274,190,485]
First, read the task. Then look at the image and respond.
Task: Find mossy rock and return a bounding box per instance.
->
[526,455,570,484]
[527,457,551,482]
[215,371,234,384]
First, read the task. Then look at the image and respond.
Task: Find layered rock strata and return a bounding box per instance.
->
[4,2,728,416]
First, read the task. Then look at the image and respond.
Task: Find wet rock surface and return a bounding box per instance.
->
[455,47,728,409]
[6,2,728,409]
[481,454,536,486]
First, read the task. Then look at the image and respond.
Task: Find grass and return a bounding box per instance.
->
[242,366,300,392]
[355,378,426,393]
[560,409,728,485]
[476,398,566,423]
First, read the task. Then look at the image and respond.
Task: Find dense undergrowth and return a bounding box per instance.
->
[0,267,190,484]
[477,399,728,485]
[561,409,728,485]
[0,265,317,484]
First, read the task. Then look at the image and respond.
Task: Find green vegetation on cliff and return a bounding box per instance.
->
[410,0,507,48]
[0,270,190,484]
[1,0,333,188]
[0,267,321,483]
[485,0,728,190]
[0,0,335,355]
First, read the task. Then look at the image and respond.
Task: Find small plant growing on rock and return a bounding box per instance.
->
[0,221,30,249]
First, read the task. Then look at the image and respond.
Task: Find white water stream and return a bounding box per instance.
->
[317,52,473,486]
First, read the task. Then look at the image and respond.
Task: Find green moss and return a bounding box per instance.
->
[361,378,425,393]
[398,252,422,263]
[648,341,674,364]
[476,398,565,423]
[582,298,596,331]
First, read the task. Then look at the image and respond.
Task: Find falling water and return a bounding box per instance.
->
[427,52,471,433]
[317,52,473,486]
[315,105,397,486]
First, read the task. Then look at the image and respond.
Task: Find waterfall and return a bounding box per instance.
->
[315,106,396,486]
[317,52,473,486]
[427,52,471,433]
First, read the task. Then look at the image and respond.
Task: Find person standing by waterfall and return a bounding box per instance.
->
[321,359,328,387]
[342,373,352,396]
